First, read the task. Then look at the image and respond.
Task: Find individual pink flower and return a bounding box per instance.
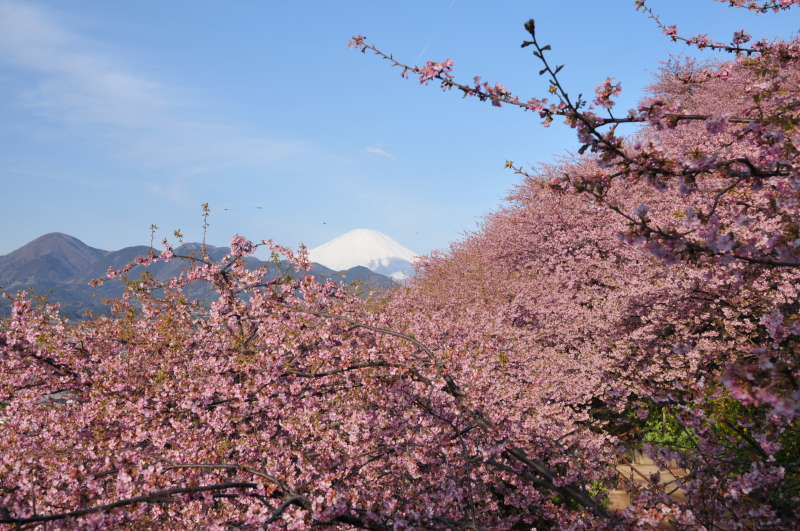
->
[632,204,650,218]
[732,30,752,45]
[705,115,730,134]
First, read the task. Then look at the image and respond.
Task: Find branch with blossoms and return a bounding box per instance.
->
[0,463,469,531]
[349,34,567,127]
[352,9,800,269]
[715,0,800,13]
[507,159,800,268]
[349,25,788,163]
[636,0,760,55]
[349,25,786,145]
[0,483,263,527]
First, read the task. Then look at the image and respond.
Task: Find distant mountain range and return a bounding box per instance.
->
[309,229,417,279]
[0,233,397,319]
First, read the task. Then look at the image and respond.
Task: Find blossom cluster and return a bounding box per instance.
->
[593,77,622,110]
[417,59,453,85]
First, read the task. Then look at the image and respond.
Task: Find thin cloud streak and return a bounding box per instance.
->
[0,0,303,185]
[363,146,396,161]
[0,0,168,128]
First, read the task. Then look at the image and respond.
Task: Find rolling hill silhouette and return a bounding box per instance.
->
[0,233,396,319]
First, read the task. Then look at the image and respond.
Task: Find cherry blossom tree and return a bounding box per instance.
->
[1,237,626,530]
[4,0,800,529]
[351,0,800,433]
[347,0,800,527]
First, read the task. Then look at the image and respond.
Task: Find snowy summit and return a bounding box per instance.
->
[308,229,417,278]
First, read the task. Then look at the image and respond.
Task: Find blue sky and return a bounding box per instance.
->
[1,0,797,259]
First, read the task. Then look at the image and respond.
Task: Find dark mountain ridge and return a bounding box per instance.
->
[0,233,109,287]
[0,234,396,318]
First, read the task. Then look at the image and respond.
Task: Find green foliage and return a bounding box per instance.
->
[587,480,610,512]
[707,398,800,467]
[642,407,696,449]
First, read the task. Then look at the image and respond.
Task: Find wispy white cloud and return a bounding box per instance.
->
[363,146,396,161]
[0,1,173,129]
[0,0,303,189]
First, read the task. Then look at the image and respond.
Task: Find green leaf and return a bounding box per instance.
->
[521,41,533,48]
[533,51,542,59]
[539,68,547,76]
[554,64,564,74]
[541,45,551,51]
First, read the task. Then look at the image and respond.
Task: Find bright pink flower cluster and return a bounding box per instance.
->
[732,29,752,44]
[593,77,622,109]
[418,59,453,85]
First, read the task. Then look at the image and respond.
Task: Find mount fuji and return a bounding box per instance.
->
[308,229,417,279]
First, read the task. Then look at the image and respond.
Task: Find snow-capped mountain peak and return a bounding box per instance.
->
[308,229,417,277]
